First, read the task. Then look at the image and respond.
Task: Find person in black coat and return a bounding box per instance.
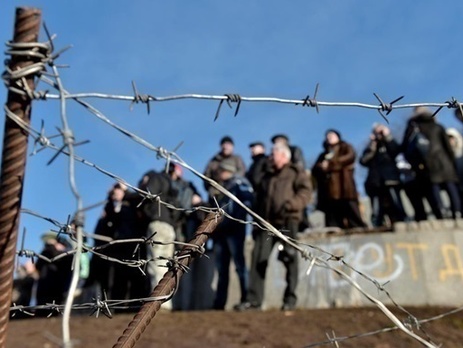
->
[246,141,269,191]
[360,124,407,227]
[402,106,461,220]
[35,232,73,316]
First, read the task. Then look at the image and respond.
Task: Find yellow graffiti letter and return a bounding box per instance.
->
[396,243,428,280]
[440,244,463,281]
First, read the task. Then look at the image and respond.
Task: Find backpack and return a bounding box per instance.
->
[405,122,430,167]
[139,170,179,222]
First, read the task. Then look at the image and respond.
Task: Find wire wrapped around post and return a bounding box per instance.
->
[0,7,41,347]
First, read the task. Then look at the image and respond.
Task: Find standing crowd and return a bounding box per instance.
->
[12,106,463,315]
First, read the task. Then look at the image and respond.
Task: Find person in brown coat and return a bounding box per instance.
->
[312,129,366,229]
[236,143,312,311]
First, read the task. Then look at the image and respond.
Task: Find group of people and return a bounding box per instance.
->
[359,106,463,227]
[12,105,463,315]
[204,135,312,311]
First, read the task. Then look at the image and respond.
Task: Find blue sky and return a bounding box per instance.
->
[2,1,463,253]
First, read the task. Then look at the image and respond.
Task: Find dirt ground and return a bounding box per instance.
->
[6,306,463,348]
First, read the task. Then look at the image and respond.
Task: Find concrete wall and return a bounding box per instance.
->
[225,220,463,310]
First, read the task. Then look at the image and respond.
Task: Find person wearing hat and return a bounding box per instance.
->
[312,129,367,229]
[212,158,254,310]
[271,134,306,170]
[203,135,246,204]
[402,106,461,220]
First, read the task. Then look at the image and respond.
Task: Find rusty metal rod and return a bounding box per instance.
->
[0,7,41,348]
[113,212,222,348]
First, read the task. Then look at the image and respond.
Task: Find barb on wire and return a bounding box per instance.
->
[300,82,320,113]
[130,80,153,114]
[90,291,112,319]
[373,93,404,123]
[46,127,89,166]
[214,93,242,121]
[31,120,61,155]
[432,96,461,118]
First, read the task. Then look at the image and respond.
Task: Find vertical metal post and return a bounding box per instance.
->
[113,212,222,348]
[0,7,41,347]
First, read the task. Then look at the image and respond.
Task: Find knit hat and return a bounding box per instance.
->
[271,134,289,144]
[220,136,234,145]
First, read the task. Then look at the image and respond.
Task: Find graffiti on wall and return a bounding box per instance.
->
[303,240,463,289]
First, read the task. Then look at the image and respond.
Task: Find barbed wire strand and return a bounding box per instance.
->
[21,88,463,118]
[305,304,463,347]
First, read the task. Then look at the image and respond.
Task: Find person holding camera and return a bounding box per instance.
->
[359,124,407,227]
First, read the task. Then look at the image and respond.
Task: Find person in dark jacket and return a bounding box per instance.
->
[246,141,269,191]
[85,183,150,310]
[360,124,407,227]
[85,183,125,297]
[213,159,254,310]
[402,106,461,220]
[35,232,73,316]
[11,261,37,318]
[203,136,246,204]
[447,128,463,216]
[312,129,366,229]
[236,143,312,311]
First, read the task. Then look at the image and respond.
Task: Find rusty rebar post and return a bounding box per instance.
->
[0,8,41,347]
[113,212,222,348]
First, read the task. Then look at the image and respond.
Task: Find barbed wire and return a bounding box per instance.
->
[305,304,463,347]
[12,84,463,121]
[4,25,460,348]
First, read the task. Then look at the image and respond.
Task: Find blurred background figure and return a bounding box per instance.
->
[402,106,461,220]
[446,127,463,216]
[238,143,311,311]
[359,124,407,228]
[212,159,253,310]
[312,129,366,229]
[138,168,178,310]
[168,162,215,311]
[271,134,311,231]
[10,261,37,318]
[85,183,127,299]
[35,231,73,316]
[246,141,268,191]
